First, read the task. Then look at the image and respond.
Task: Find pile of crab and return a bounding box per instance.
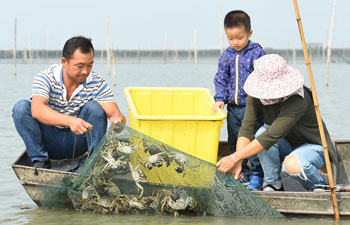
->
[68,133,203,216]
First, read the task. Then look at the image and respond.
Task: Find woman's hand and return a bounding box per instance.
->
[216,154,242,178]
[230,158,243,179]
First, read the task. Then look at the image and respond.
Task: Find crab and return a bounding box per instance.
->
[105,183,121,196]
[150,189,173,213]
[67,190,85,210]
[167,192,189,211]
[74,185,116,214]
[167,190,202,216]
[141,152,170,170]
[96,176,122,197]
[129,162,147,199]
[116,195,147,212]
[101,147,129,172]
[81,185,94,200]
[168,152,198,176]
[116,140,139,155]
[78,164,106,189]
[103,138,119,152]
[142,139,169,155]
[90,189,118,214]
[151,189,202,216]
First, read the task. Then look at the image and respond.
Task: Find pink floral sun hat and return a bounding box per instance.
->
[243,54,304,99]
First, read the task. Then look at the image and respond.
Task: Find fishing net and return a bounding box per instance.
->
[40,122,282,218]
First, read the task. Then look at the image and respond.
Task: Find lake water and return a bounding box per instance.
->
[1,60,350,224]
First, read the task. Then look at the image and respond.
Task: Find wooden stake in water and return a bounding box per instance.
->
[286,41,290,62]
[106,17,111,76]
[173,42,179,63]
[23,36,28,64]
[13,18,17,76]
[45,30,49,63]
[163,32,168,64]
[325,0,337,87]
[137,45,140,64]
[112,53,117,87]
[293,0,340,220]
[218,6,224,55]
[28,37,33,65]
[193,29,198,69]
[187,43,191,62]
[293,45,296,65]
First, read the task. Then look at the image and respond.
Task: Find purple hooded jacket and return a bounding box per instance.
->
[214,42,265,106]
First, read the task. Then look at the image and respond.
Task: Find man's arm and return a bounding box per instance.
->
[31,96,93,135]
[98,101,126,124]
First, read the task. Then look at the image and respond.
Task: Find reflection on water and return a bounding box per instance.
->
[1,62,350,224]
[4,207,350,225]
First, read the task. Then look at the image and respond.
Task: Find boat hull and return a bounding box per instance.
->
[12,141,350,215]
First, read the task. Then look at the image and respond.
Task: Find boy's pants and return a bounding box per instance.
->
[12,100,107,163]
[227,104,263,177]
[256,125,326,190]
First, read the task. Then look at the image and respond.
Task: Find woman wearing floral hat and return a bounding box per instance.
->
[216,54,336,191]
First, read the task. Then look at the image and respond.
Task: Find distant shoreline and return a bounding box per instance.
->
[1,48,349,64]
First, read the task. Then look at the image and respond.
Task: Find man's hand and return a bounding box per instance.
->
[110,113,126,124]
[212,101,225,114]
[68,117,93,135]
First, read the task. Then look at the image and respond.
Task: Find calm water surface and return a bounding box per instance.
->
[1,61,350,224]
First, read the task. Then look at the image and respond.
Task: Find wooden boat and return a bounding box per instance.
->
[12,140,350,216]
[218,140,350,216]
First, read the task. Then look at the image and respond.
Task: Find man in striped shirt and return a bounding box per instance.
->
[12,36,125,169]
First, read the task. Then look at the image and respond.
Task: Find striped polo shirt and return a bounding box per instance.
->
[32,64,114,117]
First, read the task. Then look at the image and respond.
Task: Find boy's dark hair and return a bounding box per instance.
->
[62,36,94,61]
[224,10,251,32]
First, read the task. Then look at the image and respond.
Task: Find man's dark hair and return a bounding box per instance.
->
[62,36,94,61]
[224,10,251,32]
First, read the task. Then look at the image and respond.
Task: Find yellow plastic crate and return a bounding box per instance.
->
[124,87,226,164]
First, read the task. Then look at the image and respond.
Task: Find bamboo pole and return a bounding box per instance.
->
[23,36,27,64]
[173,42,179,63]
[106,17,111,76]
[112,52,117,87]
[13,18,17,76]
[163,32,168,64]
[292,0,339,220]
[137,45,140,64]
[325,0,337,87]
[218,6,224,55]
[45,30,49,63]
[175,47,179,63]
[187,43,191,62]
[28,36,32,65]
[193,29,198,69]
[292,44,296,66]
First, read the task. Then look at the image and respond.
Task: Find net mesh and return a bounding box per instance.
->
[40,122,282,218]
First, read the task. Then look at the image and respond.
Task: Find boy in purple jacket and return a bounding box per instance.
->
[212,10,265,190]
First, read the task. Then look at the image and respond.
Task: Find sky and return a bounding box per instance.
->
[1,0,349,50]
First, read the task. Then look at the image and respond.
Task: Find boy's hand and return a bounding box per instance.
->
[212,101,225,114]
